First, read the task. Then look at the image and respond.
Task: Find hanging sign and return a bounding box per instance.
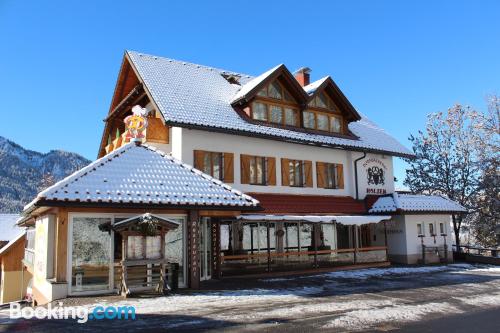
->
[363,158,388,195]
[124,105,148,140]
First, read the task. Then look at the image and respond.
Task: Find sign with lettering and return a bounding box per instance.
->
[363,158,388,195]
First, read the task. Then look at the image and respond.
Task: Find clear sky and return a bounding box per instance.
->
[0,0,499,186]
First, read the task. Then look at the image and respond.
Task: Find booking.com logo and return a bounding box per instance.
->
[10,302,136,324]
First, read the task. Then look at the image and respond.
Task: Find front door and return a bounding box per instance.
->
[199,218,212,281]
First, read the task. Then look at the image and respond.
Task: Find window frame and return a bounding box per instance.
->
[202,151,224,180]
[249,155,267,185]
[325,163,339,189]
[288,159,305,187]
[417,223,424,236]
[251,99,300,128]
[429,223,435,236]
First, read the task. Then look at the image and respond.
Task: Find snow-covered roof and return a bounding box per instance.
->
[0,232,25,256]
[237,214,391,225]
[369,193,467,213]
[0,214,24,242]
[303,77,329,95]
[24,143,259,211]
[127,51,413,157]
[231,64,282,103]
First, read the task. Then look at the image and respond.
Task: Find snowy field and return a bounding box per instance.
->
[1,263,499,332]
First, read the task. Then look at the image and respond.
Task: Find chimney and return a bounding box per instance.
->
[294,67,311,86]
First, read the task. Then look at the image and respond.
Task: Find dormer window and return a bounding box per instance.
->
[257,81,294,102]
[309,91,337,112]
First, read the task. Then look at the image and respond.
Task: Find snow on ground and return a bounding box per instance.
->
[324,302,461,330]
[1,264,499,331]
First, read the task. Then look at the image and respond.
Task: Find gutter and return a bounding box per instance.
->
[354,152,367,200]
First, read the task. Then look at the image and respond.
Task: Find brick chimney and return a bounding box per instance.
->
[294,67,311,86]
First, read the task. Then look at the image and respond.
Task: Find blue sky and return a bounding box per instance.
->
[0,0,499,186]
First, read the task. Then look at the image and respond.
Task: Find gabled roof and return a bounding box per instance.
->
[23,143,259,212]
[369,193,467,214]
[231,64,309,105]
[126,51,413,157]
[304,76,362,122]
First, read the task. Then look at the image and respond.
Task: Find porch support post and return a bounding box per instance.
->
[188,210,200,289]
[211,218,221,279]
[383,220,389,261]
[266,222,271,272]
[353,225,358,264]
[313,224,319,268]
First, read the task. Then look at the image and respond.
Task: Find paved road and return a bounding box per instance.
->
[1,264,499,332]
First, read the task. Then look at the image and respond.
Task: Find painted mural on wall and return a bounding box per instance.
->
[363,158,388,195]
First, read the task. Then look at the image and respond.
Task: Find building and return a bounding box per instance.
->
[0,214,31,303]
[17,51,465,304]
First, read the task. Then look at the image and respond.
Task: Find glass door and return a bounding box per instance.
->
[199,218,212,281]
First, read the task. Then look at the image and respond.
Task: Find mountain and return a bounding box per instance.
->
[0,136,91,213]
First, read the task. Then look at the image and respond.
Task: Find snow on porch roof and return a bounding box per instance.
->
[369,193,467,214]
[237,215,391,225]
[23,142,259,211]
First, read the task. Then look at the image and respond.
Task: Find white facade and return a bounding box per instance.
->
[150,127,395,199]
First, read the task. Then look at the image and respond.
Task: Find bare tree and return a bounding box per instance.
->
[404,105,484,247]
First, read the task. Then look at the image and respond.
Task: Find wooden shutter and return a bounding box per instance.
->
[336,164,344,189]
[266,157,276,185]
[304,160,313,187]
[223,153,234,183]
[240,154,250,184]
[194,150,205,170]
[281,158,290,186]
[316,162,325,188]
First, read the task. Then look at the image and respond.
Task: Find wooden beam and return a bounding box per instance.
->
[187,210,200,289]
[55,208,68,282]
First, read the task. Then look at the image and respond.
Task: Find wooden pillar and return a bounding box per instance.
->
[211,219,221,279]
[313,224,320,268]
[353,225,358,264]
[55,208,68,282]
[187,210,200,289]
[383,220,389,261]
[266,222,271,272]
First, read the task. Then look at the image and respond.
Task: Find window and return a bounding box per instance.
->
[302,110,344,134]
[330,116,342,133]
[316,162,344,189]
[284,108,298,126]
[194,150,234,182]
[439,222,445,235]
[289,160,304,187]
[203,152,222,180]
[309,91,338,112]
[317,113,329,131]
[269,105,283,124]
[303,111,316,129]
[268,82,282,99]
[429,223,435,236]
[249,156,266,185]
[417,223,424,236]
[257,80,294,102]
[241,155,276,186]
[252,102,268,121]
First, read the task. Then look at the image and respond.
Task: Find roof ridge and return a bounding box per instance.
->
[126,50,253,79]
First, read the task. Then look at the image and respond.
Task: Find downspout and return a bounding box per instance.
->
[354,152,367,200]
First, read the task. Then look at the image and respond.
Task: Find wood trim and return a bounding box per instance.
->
[193,150,205,170]
[281,158,290,186]
[267,157,276,186]
[240,154,250,184]
[337,164,345,189]
[55,208,68,282]
[199,210,241,217]
[304,160,313,187]
[223,152,234,183]
[316,162,325,188]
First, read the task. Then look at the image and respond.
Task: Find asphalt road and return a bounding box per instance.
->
[1,264,499,332]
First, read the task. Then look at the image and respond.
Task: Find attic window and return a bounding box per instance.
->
[221,73,241,85]
[257,81,294,102]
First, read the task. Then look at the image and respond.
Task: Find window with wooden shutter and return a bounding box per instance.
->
[240,154,251,184]
[281,158,290,186]
[267,157,276,185]
[223,153,234,183]
[316,162,325,188]
[316,162,344,189]
[336,164,344,189]
[304,161,313,187]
